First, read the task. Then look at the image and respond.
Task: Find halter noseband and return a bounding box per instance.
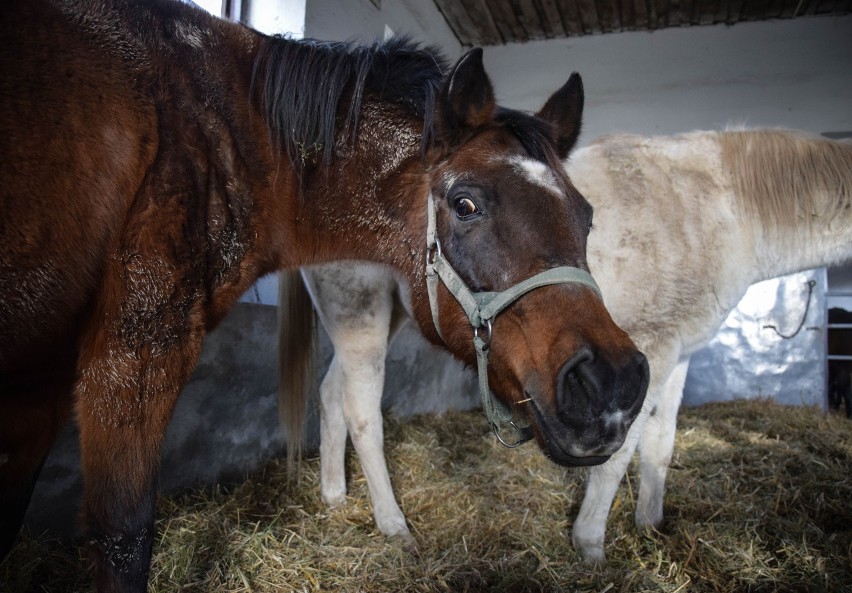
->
[425,193,602,447]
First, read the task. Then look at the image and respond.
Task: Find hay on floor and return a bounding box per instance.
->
[3,399,851,592]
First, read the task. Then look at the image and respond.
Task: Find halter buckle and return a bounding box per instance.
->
[426,238,442,267]
[473,318,492,348]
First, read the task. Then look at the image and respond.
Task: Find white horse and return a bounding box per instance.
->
[279,129,852,557]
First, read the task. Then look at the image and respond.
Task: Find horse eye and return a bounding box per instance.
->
[454,196,479,219]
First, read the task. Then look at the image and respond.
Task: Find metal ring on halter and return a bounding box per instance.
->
[426,238,442,266]
[491,421,534,448]
[473,318,493,348]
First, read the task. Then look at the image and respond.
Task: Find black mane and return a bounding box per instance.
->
[252,35,447,167]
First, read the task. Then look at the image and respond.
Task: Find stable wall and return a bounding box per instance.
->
[483,15,852,141]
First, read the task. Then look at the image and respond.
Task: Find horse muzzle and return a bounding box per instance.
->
[529,347,649,466]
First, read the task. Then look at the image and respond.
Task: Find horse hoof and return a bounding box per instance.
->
[635,508,664,532]
[322,493,347,509]
[572,536,607,566]
[390,531,418,554]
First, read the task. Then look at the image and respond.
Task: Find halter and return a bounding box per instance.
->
[425,193,603,447]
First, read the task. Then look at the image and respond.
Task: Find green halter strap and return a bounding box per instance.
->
[424,193,602,447]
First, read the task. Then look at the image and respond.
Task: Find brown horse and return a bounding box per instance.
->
[0,0,648,591]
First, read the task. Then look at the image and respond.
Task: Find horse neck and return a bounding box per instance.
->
[724,130,852,281]
[295,101,428,291]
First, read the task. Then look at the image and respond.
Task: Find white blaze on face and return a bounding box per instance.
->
[508,156,562,197]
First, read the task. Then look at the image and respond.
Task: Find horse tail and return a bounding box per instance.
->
[277,269,316,474]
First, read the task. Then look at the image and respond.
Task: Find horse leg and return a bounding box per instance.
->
[76,336,202,593]
[307,264,411,543]
[316,276,412,544]
[319,357,348,507]
[572,343,678,564]
[635,358,690,531]
[571,416,643,565]
[0,371,74,559]
[74,269,204,593]
[338,322,414,548]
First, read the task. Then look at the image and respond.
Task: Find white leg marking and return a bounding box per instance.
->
[572,412,644,565]
[319,358,348,508]
[572,342,680,563]
[308,263,414,546]
[636,358,690,530]
[339,335,414,545]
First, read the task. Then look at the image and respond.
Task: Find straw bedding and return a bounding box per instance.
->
[3,399,850,592]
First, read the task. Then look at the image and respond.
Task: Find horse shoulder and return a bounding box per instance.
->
[0,2,162,370]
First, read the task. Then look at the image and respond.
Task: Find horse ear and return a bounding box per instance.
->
[434,48,495,151]
[536,72,584,159]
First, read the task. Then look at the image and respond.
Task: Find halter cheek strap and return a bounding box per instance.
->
[425,193,602,447]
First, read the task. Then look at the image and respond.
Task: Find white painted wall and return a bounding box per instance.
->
[483,15,852,143]
[245,0,306,36]
[304,0,461,53]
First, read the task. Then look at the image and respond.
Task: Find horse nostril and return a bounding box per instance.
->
[624,351,650,406]
[556,348,599,414]
[555,348,649,427]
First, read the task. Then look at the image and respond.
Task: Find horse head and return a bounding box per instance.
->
[412,49,649,465]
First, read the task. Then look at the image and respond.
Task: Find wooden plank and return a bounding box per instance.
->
[432,0,482,45]
[634,0,649,28]
[648,0,661,28]
[678,0,696,25]
[609,0,624,30]
[742,0,770,20]
[576,0,603,31]
[620,0,636,29]
[713,0,727,22]
[667,0,682,26]
[698,0,716,23]
[655,0,671,27]
[805,0,820,14]
[461,0,503,45]
[554,0,586,34]
[486,0,529,42]
[765,0,787,17]
[726,0,745,22]
[536,0,568,37]
[596,0,616,31]
[779,0,802,16]
[815,0,838,12]
[514,0,548,40]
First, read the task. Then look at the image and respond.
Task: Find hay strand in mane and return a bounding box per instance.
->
[721,130,852,236]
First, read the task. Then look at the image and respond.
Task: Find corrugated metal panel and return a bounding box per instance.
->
[684,269,826,408]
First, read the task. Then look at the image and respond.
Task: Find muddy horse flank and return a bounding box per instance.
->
[0,0,648,591]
